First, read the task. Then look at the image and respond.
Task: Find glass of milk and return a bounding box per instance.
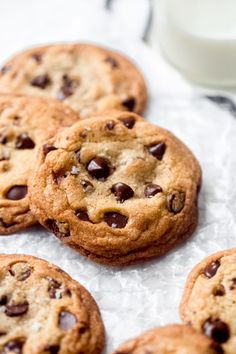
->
[151,0,236,87]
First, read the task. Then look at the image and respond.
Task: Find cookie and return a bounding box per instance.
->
[29,110,201,266]
[113,324,223,354]
[0,253,104,354]
[0,44,147,118]
[0,94,79,234]
[180,248,236,354]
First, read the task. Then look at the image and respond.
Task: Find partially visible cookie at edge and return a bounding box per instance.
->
[112,324,223,354]
[0,44,147,118]
[0,253,105,354]
[28,110,201,266]
[0,94,79,234]
[180,248,236,354]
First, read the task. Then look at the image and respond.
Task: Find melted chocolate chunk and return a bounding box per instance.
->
[122,97,136,111]
[105,57,119,68]
[87,157,110,180]
[48,278,62,299]
[76,210,91,222]
[0,295,7,305]
[0,65,11,75]
[16,133,35,149]
[203,260,221,278]
[31,74,51,89]
[203,318,230,344]
[166,191,185,214]
[44,345,60,354]
[104,212,128,228]
[120,117,136,129]
[111,182,134,203]
[6,185,28,200]
[10,264,31,281]
[144,183,162,198]
[59,311,77,330]
[3,339,25,354]
[0,134,7,144]
[213,284,225,297]
[57,74,75,100]
[43,144,57,156]
[147,142,166,160]
[106,120,116,130]
[211,343,224,354]
[45,219,70,238]
[5,302,29,317]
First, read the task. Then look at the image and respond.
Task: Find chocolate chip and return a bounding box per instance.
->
[57,74,75,100]
[145,183,162,198]
[44,345,60,354]
[122,97,136,111]
[6,185,28,200]
[5,302,29,317]
[3,339,25,354]
[43,144,57,156]
[76,210,91,222]
[80,179,94,193]
[104,212,128,228]
[213,284,225,297]
[47,278,62,299]
[0,134,7,144]
[31,74,51,89]
[166,191,185,214]
[203,318,230,344]
[211,343,224,354]
[0,295,7,305]
[203,260,221,278]
[15,133,35,149]
[106,120,115,130]
[105,57,119,68]
[0,65,11,75]
[120,117,135,129]
[10,264,31,281]
[31,53,42,63]
[59,311,77,330]
[111,182,134,203]
[45,219,70,238]
[87,157,110,180]
[147,142,166,160]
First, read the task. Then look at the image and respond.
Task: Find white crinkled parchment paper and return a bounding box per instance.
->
[1,36,236,353]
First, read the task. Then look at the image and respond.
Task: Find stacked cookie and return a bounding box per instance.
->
[0,43,207,353]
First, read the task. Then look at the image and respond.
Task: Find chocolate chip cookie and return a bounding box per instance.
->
[113,324,223,354]
[0,44,147,118]
[180,248,236,354]
[0,253,104,354]
[29,111,201,266]
[0,94,79,234]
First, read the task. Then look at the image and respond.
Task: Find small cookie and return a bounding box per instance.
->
[29,111,201,266]
[113,324,223,354]
[0,94,79,234]
[180,248,236,354]
[0,254,105,354]
[0,44,147,118]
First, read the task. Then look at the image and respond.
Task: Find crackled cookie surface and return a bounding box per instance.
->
[0,254,104,354]
[0,94,79,234]
[113,325,223,354]
[180,248,236,354]
[0,44,147,118]
[29,111,201,266]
